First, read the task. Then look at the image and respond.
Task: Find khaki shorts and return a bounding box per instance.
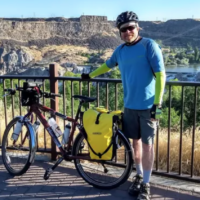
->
[123,108,157,145]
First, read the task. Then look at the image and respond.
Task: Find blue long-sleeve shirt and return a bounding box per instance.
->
[106,37,165,110]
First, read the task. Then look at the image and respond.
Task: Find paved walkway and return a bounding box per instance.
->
[0,156,199,200]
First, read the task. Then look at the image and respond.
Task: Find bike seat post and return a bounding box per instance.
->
[74,100,84,122]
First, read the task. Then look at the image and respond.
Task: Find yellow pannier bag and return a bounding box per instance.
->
[95,107,109,113]
[110,110,123,130]
[83,109,119,160]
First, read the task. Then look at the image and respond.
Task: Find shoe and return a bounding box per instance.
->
[137,182,151,200]
[128,174,143,196]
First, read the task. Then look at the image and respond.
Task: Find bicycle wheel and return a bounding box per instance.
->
[72,130,133,189]
[2,117,32,176]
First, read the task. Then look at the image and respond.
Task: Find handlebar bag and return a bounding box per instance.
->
[21,89,40,106]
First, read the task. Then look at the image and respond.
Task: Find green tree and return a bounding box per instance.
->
[61,71,81,116]
[162,80,182,129]
[186,43,193,51]
[159,107,180,129]
[0,79,23,109]
[194,47,200,62]
[186,54,195,63]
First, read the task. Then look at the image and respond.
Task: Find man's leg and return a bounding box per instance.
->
[128,138,143,196]
[136,143,154,200]
[142,143,154,184]
[137,111,157,200]
[133,139,143,175]
[123,108,143,197]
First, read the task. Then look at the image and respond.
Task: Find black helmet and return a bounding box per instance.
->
[116,11,139,29]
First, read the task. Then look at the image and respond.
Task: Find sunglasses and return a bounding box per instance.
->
[120,26,137,33]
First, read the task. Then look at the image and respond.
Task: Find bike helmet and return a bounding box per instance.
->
[116,11,139,29]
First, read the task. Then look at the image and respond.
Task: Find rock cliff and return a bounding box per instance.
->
[1,16,200,49]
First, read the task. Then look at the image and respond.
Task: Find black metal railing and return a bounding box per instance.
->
[0,64,200,183]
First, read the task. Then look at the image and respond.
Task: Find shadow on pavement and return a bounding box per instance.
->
[0,157,199,200]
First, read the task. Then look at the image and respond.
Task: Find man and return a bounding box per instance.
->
[81,11,166,200]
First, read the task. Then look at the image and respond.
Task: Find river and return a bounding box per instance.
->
[166,64,200,73]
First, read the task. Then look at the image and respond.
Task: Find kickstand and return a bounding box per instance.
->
[101,163,108,173]
[44,157,64,180]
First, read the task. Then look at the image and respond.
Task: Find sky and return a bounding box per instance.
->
[1,0,200,21]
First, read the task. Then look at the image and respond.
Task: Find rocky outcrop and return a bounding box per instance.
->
[1,16,200,49]
[0,16,115,49]
[0,47,33,74]
[139,19,200,47]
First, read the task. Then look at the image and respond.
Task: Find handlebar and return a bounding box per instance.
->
[4,87,61,98]
[4,88,16,95]
[4,89,15,92]
[43,92,61,98]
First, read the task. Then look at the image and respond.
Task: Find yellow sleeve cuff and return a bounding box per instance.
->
[154,71,166,105]
[89,63,111,78]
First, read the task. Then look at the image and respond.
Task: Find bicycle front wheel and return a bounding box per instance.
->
[72,131,133,189]
[2,117,32,176]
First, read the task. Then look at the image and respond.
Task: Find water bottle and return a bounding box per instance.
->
[12,119,23,141]
[62,123,71,145]
[48,117,63,137]
[33,120,40,133]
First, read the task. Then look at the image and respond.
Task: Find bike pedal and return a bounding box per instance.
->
[43,168,53,180]
[64,151,73,161]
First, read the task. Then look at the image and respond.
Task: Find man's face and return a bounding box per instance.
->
[120,23,139,43]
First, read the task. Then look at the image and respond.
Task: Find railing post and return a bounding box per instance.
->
[49,63,59,160]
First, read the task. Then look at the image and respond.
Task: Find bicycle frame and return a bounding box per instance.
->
[24,102,92,161]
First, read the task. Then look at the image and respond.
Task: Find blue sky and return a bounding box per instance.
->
[1,0,200,21]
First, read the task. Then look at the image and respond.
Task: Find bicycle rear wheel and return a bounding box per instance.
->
[2,117,32,176]
[72,130,133,189]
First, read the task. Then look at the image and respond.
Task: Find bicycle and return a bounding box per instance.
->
[2,81,133,189]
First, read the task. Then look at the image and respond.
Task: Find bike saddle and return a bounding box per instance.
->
[73,95,97,103]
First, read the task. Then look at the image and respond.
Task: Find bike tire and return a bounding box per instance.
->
[2,117,32,176]
[72,130,133,189]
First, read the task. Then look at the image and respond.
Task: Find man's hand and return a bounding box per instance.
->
[81,73,91,79]
[150,104,162,120]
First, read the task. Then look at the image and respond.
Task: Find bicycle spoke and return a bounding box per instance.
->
[73,132,133,188]
[2,117,32,175]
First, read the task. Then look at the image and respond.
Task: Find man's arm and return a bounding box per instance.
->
[82,45,120,79]
[146,40,165,105]
[147,40,166,119]
[150,71,165,120]
[89,63,111,78]
[154,71,166,106]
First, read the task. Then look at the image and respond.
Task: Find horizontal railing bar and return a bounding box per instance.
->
[0,75,49,79]
[166,81,200,86]
[1,75,200,86]
[56,77,122,83]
